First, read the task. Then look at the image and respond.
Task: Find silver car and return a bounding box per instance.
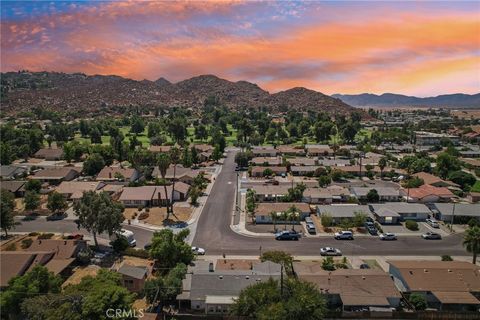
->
[320,247,342,256]
[379,233,397,241]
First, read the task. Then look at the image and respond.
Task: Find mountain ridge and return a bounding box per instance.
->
[0,71,356,115]
[332,92,480,108]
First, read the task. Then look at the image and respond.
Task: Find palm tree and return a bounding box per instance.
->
[270,211,278,232]
[169,147,181,217]
[378,157,387,179]
[157,153,171,219]
[287,205,300,232]
[463,226,480,264]
[281,211,289,230]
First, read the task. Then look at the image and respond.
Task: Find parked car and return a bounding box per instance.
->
[306,223,316,234]
[320,247,342,256]
[379,233,397,241]
[422,232,442,240]
[367,225,378,235]
[334,230,354,240]
[192,246,206,255]
[46,212,66,221]
[426,219,440,228]
[275,230,300,240]
[110,229,136,247]
[144,243,152,250]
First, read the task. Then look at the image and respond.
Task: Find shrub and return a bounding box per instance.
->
[405,220,419,231]
[138,212,149,220]
[77,248,93,264]
[441,255,453,261]
[321,257,335,271]
[21,238,33,249]
[321,214,333,227]
[123,247,149,259]
[467,218,479,228]
[38,233,54,239]
[409,293,427,310]
[6,243,16,251]
[28,232,39,236]
[335,257,348,269]
[110,237,129,253]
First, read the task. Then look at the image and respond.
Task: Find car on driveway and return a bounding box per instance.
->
[426,219,440,228]
[275,230,300,240]
[320,247,342,256]
[422,232,442,240]
[334,230,354,240]
[379,233,397,241]
[192,246,206,255]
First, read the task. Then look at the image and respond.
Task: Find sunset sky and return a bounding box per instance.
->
[1,1,479,96]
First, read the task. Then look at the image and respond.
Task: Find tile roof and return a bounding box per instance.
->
[97,166,137,180]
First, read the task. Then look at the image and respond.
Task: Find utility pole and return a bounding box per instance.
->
[450,201,456,232]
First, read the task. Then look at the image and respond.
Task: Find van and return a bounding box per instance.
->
[111,229,137,247]
[306,223,316,234]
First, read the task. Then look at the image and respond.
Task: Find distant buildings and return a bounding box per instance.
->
[415,131,460,146]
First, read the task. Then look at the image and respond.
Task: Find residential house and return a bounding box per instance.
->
[415,131,460,146]
[460,151,480,158]
[388,260,480,311]
[254,202,310,224]
[288,157,317,166]
[303,188,334,204]
[30,167,80,184]
[318,159,352,167]
[277,145,306,156]
[0,181,26,197]
[148,145,172,153]
[430,203,480,223]
[0,239,87,288]
[290,166,322,176]
[467,192,480,203]
[33,148,64,160]
[55,181,105,200]
[351,187,400,202]
[401,184,455,203]
[248,185,290,202]
[118,182,190,207]
[96,166,140,183]
[305,144,333,157]
[0,165,27,180]
[412,172,459,189]
[117,263,151,293]
[250,157,282,166]
[370,203,432,224]
[152,164,202,185]
[317,205,374,224]
[251,166,287,178]
[294,262,401,311]
[177,260,281,314]
[251,146,278,157]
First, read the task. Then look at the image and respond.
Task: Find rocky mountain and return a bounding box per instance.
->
[332,93,480,108]
[1,71,357,115]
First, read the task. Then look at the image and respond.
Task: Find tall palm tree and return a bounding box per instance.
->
[281,211,289,230]
[157,153,171,219]
[287,205,299,232]
[270,211,278,232]
[463,226,480,264]
[169,147,181,218]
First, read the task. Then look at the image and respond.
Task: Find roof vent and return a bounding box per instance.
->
[218,275,223,280]
[447,269,452,273]
[424,269,429,273]
[245,276,250,279]
[362,276,366,280]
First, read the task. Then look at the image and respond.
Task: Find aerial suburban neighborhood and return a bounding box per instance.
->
[1,1,480,320]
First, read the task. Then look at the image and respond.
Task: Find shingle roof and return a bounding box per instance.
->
[31,167,78,179]
[317,205,373,218]
[256,202,310,216]
[117,264,148,279]
[0,180,26,193]
[97,166,137,180]
[431,203,480,217]
[371,203,431,215]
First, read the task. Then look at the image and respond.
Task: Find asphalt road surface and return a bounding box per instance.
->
[14,150,469,256]
[191,150,468,256]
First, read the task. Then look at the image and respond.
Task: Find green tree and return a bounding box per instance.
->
[231,278,326,320]
[463,226,480,264]
[448,171,476,190]
[409,293,427,310]
[321,213,333,227]
[378,157,388,178]
[90,127,102,144]
[130,116,145,134]
[73,191,124,247]
[260,250,293,275]
[318,175,331,187]
[145,263,187,307]
[0,189,15,236]
[83,153,105,176]
[24,179,42,193]
[0,142,14,165]
[246,189,257,222]
[402,177,424,188]
[47,191,67,214]
[435,152,461,179]
[366,189,380,203]
[149,229,194,268]
[24,191,40,213]
[189,186,201,206]
[194,124,208,141]
[1,265,62,318]
[353,211,368,227]
[182,147,192,168]
[211,145,222,162]
[263,168,274,177]
[322,256,336,271]
[235,151,252,167]
[169,147,181,216]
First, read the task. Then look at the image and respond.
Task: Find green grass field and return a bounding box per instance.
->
[471,180,480,193]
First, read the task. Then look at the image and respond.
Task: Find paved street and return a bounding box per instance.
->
[13,150,470,257]
[192,150,469,256]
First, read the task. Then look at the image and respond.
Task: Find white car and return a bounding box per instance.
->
[320,247,342,256]
[379,233,397,241]
[426,219,440,228]
[192,246,206,255]
[334,230,354,240]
